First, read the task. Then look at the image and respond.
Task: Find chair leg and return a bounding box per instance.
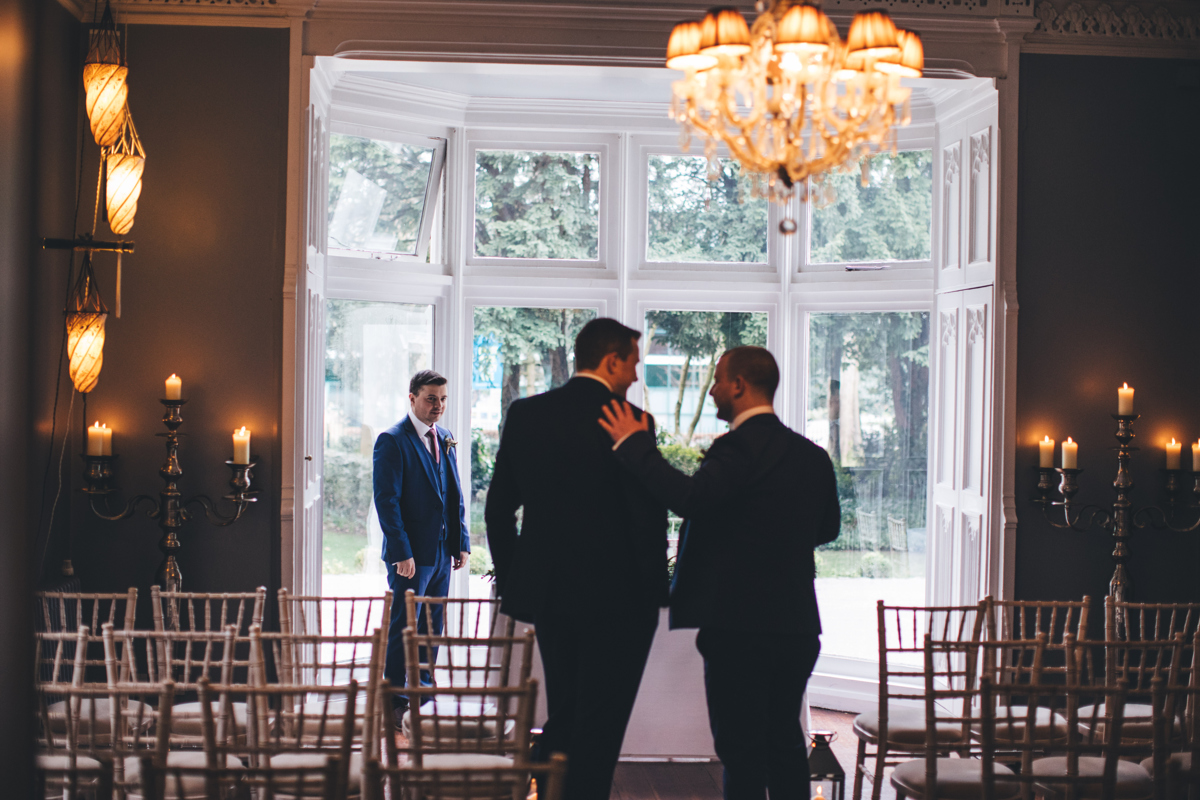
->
[853,737,868,800]
[871,740,888,800]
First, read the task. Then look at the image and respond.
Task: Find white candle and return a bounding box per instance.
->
[1062,437,1078,469]
[1118,383,1134,416]
[1193,441,1200,472]
[1167,438,1182,470]
[87,422,105,456]
[1039,436,1055,468]
[233,427,251,464]
[101,424,112,456]
[165,374,182,400]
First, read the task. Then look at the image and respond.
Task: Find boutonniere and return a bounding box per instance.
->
[442,435,458,451]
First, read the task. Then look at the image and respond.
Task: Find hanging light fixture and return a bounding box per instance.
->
[66,252,108,394]
[83,3,127,148]
[666,1,922,205]
[106,109,145,236]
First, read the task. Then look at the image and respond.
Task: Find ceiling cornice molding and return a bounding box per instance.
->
[1026,0,1200,53]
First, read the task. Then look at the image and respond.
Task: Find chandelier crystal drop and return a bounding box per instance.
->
[666,1,923,205]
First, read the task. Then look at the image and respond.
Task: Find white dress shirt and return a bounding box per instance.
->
[575,371,613,392]
[408,410,438,456]
[730,405,775,430]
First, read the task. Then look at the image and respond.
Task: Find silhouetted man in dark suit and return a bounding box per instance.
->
[486,318,668,800]
[600,346,841,800]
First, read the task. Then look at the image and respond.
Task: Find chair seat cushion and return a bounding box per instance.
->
[1078,703,1173,741]
[891,758,1019,800]
[124,752,244,800]
[46,698,149,742]
[169,701,248,736]
[36,753,105,799]
[297,699,365,738]
[1031,756,1153,800]
[974,706,1069,744]
[270,751,364,795]
[1140,752,1192,776]
[401,710,516,742]
[36,753,103,771]
[422,754,514,769]
[854,706,967,747]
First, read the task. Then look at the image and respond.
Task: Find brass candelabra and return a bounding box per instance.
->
[81,398,257,593]
[1033,414,1200,630]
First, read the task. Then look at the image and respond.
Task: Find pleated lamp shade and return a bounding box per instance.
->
[66,253,108,394]
[106,110,145,235]
[83,11,127,148]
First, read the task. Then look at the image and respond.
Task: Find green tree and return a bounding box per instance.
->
[645,310,768,445]
[811,150,933,264]
[647,156,768,263]
[474,151,600,259]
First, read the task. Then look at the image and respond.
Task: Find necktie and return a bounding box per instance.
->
[426,429,440,465]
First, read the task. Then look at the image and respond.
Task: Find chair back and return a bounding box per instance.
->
[1107,596,1200,643]
[985,596,1091,679]
[405,589,513,639]
[36,625,90,687]
[380,679,537,769]
[139,753,341,800]
[35,589,138,686]
[362,751,567,800]
[151,585,266,635]
[403,626,535,690]
[279,588,392,638]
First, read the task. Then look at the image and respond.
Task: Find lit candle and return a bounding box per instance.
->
[1062,437,1078,469]
[1118,383,1134,416]
[1166,438,1182,470]
[1193,440,1200,472]
[1039,436,1055,468]
[87,422,105,456]
[101,423,112,456]
[165,374,182,400]
[233,427,251,464]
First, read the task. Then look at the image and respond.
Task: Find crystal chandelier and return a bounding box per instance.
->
[666,2,923,206]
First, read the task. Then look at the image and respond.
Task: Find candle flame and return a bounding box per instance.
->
[1066,437,1075,444]
[168,373,178,380]
[1042,435,1052,443]
[1170,438,1179,446]
[101,423,108,430]
[236,426,247,435]
[1122,383,1129,389]
[93,421,101,427]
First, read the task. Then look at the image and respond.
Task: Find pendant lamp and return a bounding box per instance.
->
[66,252,108,394]
[83,4,126,148]
[106,109,145,236]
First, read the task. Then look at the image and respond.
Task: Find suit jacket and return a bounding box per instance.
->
[373,416,470,566]
[614,413,840,634]
[484,377,669,622]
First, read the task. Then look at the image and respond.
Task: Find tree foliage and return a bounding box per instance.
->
[647,156,768,263]
[328,133,435,253]
[645,310,768,445]
[811,150,933,264]
[474,151,600,259]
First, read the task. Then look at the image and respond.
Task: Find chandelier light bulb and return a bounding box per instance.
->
[667,21,719,71]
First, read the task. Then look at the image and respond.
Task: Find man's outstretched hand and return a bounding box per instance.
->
[599,399,652,445]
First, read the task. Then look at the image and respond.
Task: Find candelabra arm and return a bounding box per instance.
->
[182,494,251,527]
[88,493,158,522]
[1133,505,1200,533]
[1040,502,1113,532]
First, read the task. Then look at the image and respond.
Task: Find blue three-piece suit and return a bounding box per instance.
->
[372,415,470,694]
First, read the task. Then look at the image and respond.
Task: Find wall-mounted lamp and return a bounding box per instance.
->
[83,4,126,148]
[66,253,107,394]
[106,110,145,235]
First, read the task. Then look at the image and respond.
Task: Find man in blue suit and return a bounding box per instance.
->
[600,346,841,800]
[372,369,470,725]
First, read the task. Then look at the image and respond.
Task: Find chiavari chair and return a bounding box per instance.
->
[852,600,989,800]
[279,588,392,639]
[361,752,567,800]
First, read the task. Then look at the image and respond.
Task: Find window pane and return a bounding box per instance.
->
[810,150,933,264]
[644,310,769,565]
[469,307,598,575]
[323,300,434,597]
[474,151,600,260]
[647,156,768,263]
[807,312,930,661]
[328,134,435,254]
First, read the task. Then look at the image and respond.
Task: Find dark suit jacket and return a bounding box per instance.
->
[614,413,840,634]
[485,377,669,622]
[373,416,470,566]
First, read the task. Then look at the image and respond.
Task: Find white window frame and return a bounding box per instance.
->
[327,121,448,265]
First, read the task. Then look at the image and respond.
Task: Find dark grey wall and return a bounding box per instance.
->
[49,25,290,614]
[1015,54,1200,605]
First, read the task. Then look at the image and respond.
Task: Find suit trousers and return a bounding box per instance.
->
[533,599,659,800]
[696,628,821,800]
[384,545,452,703]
